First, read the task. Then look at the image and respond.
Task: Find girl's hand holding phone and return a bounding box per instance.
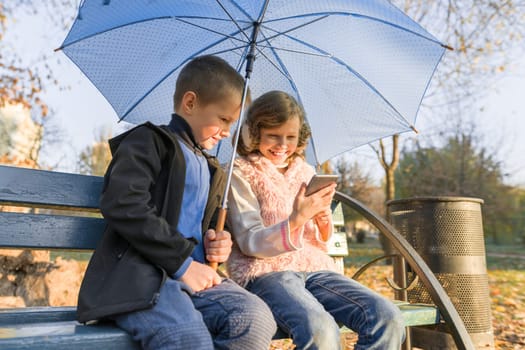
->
[290,182,336,230]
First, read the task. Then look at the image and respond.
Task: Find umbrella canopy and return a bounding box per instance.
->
[59,0,447,166]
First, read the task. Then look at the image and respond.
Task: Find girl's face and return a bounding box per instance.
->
[258,116,300,165]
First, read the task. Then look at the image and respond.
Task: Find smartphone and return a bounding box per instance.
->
[305,174,339,196]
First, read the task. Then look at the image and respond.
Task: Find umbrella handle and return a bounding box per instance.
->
[208,207,227,271]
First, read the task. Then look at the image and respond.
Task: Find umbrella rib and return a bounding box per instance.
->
[254,24,412,131]
[175,17,248,44]
[120,34,250,120]
[59,15,250,50]
[214,0,251,42]
[246,26,298,92]
[353,13,445,48]
[120,2,270,120]
[256,45,331,58]
[296,33,412,128]
[343,64,413,128]
[258,15,330,44]
[251,46,294,83]
[261,12,445,48]
[253,30,323,165]
[262,27,428,129]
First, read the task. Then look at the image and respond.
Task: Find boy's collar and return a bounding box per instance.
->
[168,113,204,152]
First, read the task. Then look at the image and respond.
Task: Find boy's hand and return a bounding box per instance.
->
[204,229,232,263]
[180,261,222,292]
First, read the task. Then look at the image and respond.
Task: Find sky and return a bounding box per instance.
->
[4,4,525,187]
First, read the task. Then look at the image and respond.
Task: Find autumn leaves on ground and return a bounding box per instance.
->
[270,241,525,350]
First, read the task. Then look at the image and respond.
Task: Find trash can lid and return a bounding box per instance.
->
[386,196,484,206]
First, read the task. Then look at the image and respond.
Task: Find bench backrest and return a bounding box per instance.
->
[0,165,105,250]
[0,164,347,254]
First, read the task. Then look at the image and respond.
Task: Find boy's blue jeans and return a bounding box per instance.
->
[247,270,406,350]
[112,278,276,350]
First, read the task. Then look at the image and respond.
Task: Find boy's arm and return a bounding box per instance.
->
[227,169,305,258]
[100,127,194,276]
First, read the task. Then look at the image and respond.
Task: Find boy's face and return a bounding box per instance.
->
[180,92,241,150]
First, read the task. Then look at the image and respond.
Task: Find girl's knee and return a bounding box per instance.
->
[311,318,341,349]
[372,299,405,343]
[294,311,341,349]
[377,299,404,326]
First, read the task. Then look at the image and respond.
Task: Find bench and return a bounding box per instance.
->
[0,165,475,349]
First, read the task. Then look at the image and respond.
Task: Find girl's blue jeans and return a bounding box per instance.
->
[111,278,276,350]
[247,270,406,350]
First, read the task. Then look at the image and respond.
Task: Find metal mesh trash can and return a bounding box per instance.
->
[387,196,494,349]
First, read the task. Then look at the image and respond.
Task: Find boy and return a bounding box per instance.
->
[77,55,277,350]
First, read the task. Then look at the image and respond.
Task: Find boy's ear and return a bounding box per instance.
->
[180,91,198,114]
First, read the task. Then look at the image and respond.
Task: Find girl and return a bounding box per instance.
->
[226,90,405,350]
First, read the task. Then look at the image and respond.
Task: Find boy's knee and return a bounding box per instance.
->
[241,292,277,329]
[225,294,276,349]
[146,324,213,350]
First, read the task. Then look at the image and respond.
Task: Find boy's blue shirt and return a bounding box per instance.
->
[168,115,211,278]
[173,139,210,278]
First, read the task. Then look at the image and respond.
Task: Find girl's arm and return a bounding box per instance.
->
[227,169,305,258]
[314,209,333,242]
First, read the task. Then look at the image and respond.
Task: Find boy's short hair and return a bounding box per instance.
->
[174,55,246,110]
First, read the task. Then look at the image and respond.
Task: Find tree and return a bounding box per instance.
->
[1,1,75,168]
[335,157,379,208]
[78,127,112,176]
[1,1,71,114]
[372,0,525,203]
[508,187,525,246]
[334,157,385,240]
[376,135,399,204]
[395,131,518,243]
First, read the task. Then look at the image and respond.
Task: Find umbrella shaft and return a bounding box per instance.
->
[245,21,261,77]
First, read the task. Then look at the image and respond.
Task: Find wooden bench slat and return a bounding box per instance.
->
[0,307,77,324]
[0,212,104,250]
[0,165,103,211]
[0,303,440,329]
[0,304,438,347]
[0,321,139,349]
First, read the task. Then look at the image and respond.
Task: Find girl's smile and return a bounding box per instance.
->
[258,117,300,166]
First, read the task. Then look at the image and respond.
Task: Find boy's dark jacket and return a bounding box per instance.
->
[76,117,226,323]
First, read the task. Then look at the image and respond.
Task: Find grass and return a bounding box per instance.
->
[485,242,525,255]
[342,238,525,350]
[342,237,525,270]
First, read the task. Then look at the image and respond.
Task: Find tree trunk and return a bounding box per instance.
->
[377,135,400,256]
